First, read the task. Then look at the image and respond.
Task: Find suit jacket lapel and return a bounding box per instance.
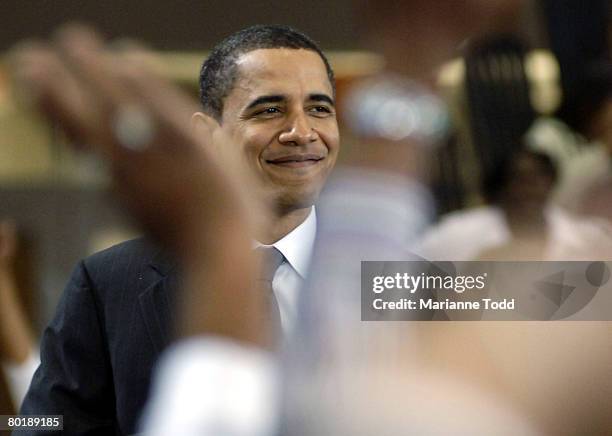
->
[138,249,179,353]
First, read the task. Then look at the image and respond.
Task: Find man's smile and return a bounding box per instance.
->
[265,153,324,168]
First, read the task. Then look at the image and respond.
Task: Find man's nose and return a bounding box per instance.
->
[278,113,317,146]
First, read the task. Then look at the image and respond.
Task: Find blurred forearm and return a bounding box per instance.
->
[0,268,34,363]
[178,211,265,348]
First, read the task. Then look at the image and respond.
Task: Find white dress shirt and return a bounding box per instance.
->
[255,206,316,337]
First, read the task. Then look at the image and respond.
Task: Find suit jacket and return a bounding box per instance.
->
[19,238,178,436]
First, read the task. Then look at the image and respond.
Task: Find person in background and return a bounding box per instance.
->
[477,147,558,260]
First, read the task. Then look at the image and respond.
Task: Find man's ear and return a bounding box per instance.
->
[191,112,220,147]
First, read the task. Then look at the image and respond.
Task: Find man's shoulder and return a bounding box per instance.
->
[80,237,174,289]
[84,237,158,265]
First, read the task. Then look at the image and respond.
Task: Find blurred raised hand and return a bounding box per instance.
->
[0,220,34,364]
[9,25,266,346]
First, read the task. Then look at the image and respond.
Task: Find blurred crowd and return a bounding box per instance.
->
[1,0,611,435]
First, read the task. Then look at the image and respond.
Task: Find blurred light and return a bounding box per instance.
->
[525,50,562,115]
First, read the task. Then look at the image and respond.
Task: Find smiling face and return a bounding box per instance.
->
[217,48,339,213]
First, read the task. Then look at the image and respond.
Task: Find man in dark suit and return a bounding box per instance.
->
[19,24,339,435]
[21,240,175,434]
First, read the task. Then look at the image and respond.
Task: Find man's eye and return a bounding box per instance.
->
[255,107,282,117]
[309,106,333,115]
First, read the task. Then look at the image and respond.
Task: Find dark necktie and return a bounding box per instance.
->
[254,246,284,340]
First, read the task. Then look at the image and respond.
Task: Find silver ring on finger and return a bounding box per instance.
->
[111,104,156,151]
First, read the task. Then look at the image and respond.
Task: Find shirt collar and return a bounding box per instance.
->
[255,206,316,278]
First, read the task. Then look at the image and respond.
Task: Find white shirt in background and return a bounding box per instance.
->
[2,351,39,408]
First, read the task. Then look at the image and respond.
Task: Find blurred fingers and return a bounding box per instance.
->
[10,41,101,147]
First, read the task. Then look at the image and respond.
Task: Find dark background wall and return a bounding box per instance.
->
[0,0,359,51]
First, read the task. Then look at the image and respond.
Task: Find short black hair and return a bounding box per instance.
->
[199,24,335,121]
